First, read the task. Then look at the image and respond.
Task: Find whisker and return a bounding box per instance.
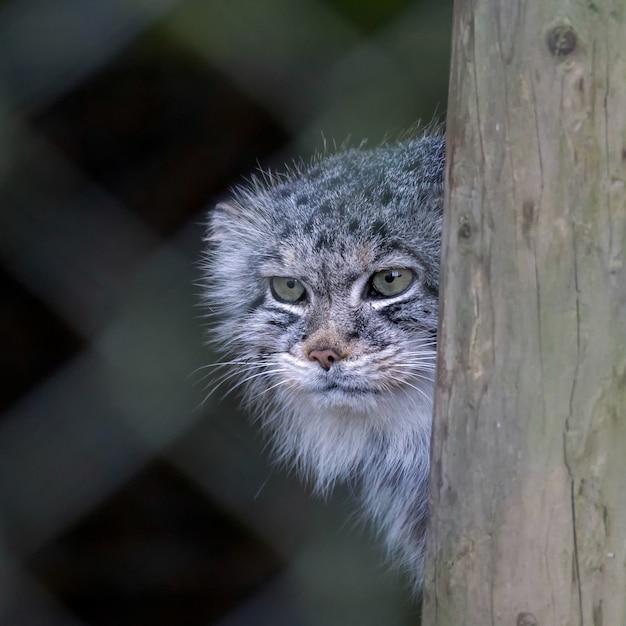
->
[387,362,437,368]
[386,362,436,370]
[187,363,267,389]
[190,360,248,374]
[398,348,437,353]
[393,381,421,404]
[248,378,296,401]
[387,369,436,384]
[221,368,289,400]
[194,361,271,384]
[395,379,432,403]
[198,364,283,405]
[198,362,275,391]
[190,359,267,373]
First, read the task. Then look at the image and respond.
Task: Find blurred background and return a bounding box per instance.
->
[0,0,450,624]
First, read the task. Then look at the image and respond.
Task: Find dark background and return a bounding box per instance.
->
[0,1,451,624]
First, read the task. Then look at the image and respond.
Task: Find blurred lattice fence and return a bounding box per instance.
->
[0,1,451,624]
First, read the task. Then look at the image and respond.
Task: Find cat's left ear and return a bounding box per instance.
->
[213,200,244,224]
[205,200,242,242]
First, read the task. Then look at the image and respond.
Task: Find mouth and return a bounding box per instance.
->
[321,382,380,396]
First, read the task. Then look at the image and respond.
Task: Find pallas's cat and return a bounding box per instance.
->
[202,132,445,591]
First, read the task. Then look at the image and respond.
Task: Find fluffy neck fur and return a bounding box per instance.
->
[258,374,434,586]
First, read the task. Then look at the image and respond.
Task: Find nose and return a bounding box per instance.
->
[308,348,342,371]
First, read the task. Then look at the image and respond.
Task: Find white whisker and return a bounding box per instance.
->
[190,360,274,385]
[386,369,436,386]
[248,378,297,401]
[395,379,432,403]
[199,363,273,393]
[222,368,289,399]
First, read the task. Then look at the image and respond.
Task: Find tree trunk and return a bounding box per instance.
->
[422,0,626,624]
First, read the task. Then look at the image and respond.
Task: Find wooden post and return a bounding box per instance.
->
[423,0,626,623]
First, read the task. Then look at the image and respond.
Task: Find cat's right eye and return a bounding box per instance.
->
[270,277,307,303]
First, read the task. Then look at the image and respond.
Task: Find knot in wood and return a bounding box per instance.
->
[458,215,473,240]
[517,612,539,626]
[546,24,577,58]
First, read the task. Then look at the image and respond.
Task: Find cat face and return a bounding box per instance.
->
[203,137,444,490]
[248,245,437,414]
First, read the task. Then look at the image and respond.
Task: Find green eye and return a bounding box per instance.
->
[370,268,414,297]
[270,277,306,303]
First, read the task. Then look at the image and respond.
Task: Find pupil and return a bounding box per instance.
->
[286,279,295,289]
[384,271,397,283]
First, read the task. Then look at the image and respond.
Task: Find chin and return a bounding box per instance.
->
[309,387,383,415]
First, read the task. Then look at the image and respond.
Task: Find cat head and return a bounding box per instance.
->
[202,134,444,490]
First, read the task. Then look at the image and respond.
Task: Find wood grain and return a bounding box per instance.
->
[423,0,626,623]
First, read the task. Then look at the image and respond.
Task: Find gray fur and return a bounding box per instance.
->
[201,132,445,592]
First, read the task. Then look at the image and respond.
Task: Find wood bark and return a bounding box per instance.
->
[423,0,626,624]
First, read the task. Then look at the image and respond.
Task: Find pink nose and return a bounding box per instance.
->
[308,348,342,371]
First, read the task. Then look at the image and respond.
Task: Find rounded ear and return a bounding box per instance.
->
[205,201,242,242]
[212,200,244,224]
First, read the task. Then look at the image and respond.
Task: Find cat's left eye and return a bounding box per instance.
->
[270,277,307,303]
[370,268,414,297]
